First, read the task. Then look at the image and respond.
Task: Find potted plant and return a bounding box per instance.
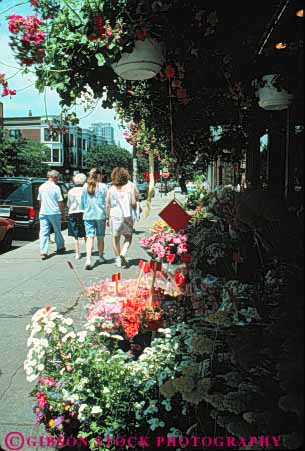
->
[112,37,165,81]
[255,74,294,111]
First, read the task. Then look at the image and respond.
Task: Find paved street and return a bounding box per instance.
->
[0,192,182,450]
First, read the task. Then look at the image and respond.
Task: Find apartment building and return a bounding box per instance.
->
[3,114,108,176]
[90,122,115,145]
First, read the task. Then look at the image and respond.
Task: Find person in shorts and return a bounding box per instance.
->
[80,168,108,270]
[67,173,87,260]
[106,168,137,268]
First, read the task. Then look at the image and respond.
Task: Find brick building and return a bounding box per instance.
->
[3,113,107,177]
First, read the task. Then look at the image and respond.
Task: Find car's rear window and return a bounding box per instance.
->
[0,181,32,205]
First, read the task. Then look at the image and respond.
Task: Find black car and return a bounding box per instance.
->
[0,177,69,238]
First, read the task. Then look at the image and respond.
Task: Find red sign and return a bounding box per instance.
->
[159,200,192,232]
[162,171,170,179]
[144,171,160,181]
[139,260,151,273]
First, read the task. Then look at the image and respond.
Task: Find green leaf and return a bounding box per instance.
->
[96,53,106,66]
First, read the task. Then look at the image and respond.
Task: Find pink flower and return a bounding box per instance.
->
[1,86,9,97]
[177,243,188,255]
[39,377,55,386]
[8,14,25,34]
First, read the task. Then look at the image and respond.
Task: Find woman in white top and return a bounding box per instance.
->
[106,168,137,268]
[67,173,87,260]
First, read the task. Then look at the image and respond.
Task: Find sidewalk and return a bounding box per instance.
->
[0,192,179,451]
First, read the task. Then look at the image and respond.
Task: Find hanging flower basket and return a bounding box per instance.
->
[255,74,294,111]
[112,38,165,81]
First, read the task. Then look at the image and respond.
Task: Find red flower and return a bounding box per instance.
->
[174,272,187,287]
[105,28,113,37]
[166,254,176,264]
[31,0,39,6]
[21,57,34,66]
[1,86,9,97]
[164,65,175,79]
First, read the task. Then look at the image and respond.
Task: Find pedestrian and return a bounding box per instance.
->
[80,168,108,270]
[38,170,65,260]
[67,173,87,260]
[127,177,141,226]
[106,167,137,268]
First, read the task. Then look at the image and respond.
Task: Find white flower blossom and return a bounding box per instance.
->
[59,326,68,334]
[111,335,124,341]
[62,332,76,343]
[99,331,110,337]
[77,331,87,343]
[91,406,102,415]
[37,364,45,371]
[27,373,38,382]
[63,318,73,326]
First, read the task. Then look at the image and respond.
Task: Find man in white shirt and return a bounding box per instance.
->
[38,170,65,259]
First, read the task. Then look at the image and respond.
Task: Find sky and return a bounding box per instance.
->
[0,0,132,150]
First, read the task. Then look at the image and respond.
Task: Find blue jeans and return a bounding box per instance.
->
[39,214,65,254]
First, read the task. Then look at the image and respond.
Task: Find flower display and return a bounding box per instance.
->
[140,230,189,264]
[8,14,46,66]
[0,73,16,97]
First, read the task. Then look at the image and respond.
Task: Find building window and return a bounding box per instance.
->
[52,148,60,163]
[9,129,21,139]
[44,128,59,142]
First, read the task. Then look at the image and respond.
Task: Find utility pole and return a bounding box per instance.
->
[0,102,3,143]
[132,147,138,184]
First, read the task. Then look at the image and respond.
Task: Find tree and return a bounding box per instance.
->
[0,136,49,177]
[85,144,133,180]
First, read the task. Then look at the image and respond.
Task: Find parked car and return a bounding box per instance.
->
[136,182,149,200]
[0,216,15,252]
[187,183,196,193]
[0,177,69,239]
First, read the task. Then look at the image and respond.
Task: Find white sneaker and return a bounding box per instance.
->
[75,254,81,260]
[115,256,122,268]
[97,255,107,264]
[84,260,92,270]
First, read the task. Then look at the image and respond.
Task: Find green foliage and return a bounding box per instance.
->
[0,135,49,177]
[184,176,208,210]
[85,144,132,179]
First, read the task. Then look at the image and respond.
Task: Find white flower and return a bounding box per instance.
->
[81,377,89,385]
[69,394,80,403]
[99,331,110,337]
[102,387,110,394]
[63,318,73,326]
[27,374,38,382]
[91,406,102,415]
[79,404,88,414]
[77,331,87,343]
[37,364,45,371]
[62,332,76,343]
[40,338,49,348]
[59,326,68,334]
[25,366,33,375]
[88,325,95,332]
[111,335,124,341]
